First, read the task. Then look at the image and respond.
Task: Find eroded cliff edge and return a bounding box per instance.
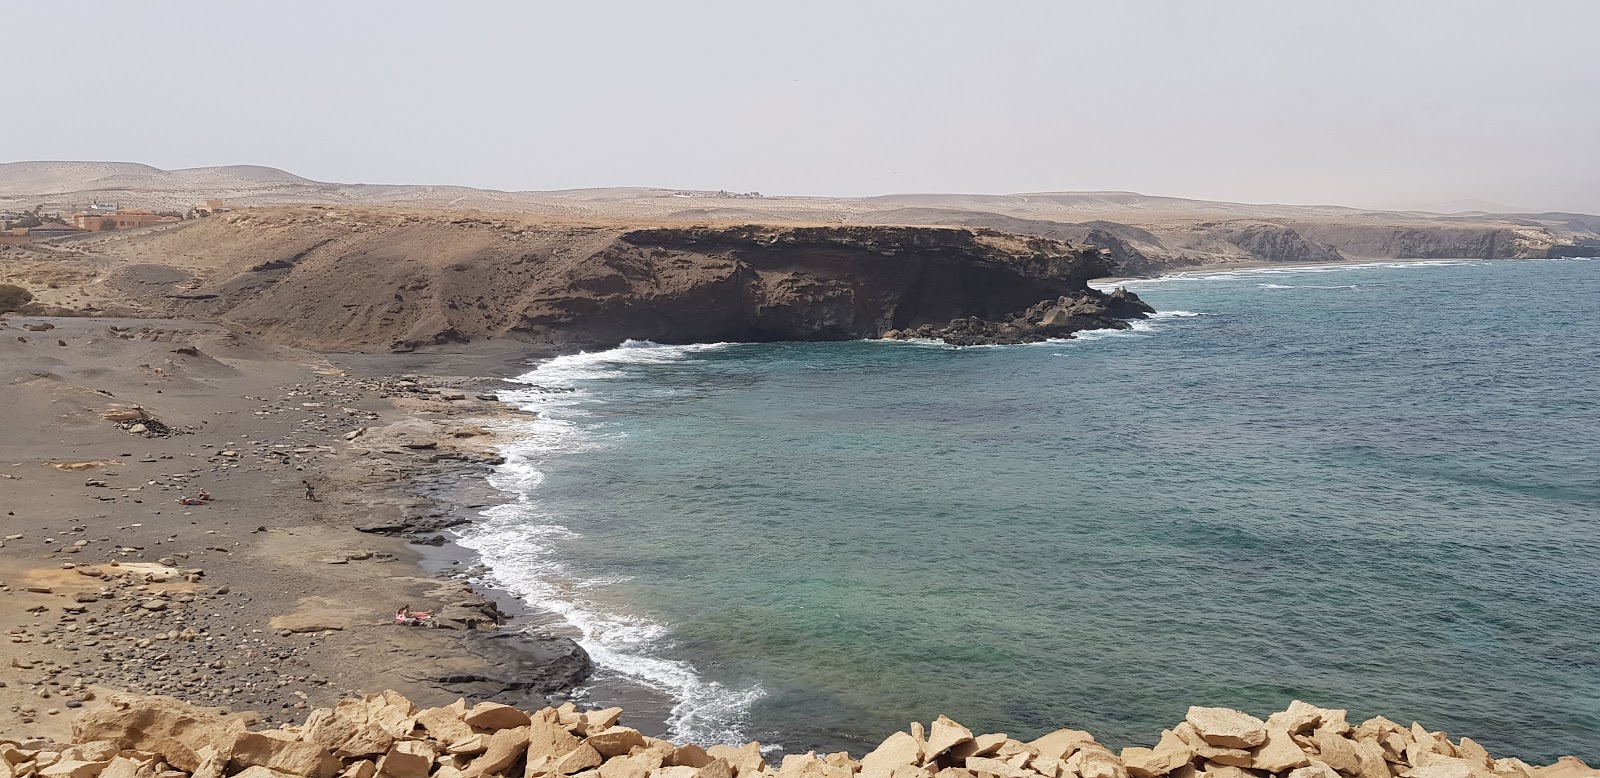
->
[88,209,1149,352]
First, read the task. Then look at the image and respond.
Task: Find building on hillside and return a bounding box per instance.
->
[27,222,88,239]
[108,209,165,229]
[194,199,230,216]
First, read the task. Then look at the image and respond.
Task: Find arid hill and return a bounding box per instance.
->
[33,208,1140,352]
[5,162,1596,270]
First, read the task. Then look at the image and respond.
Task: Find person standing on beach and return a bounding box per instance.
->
[302,480,316,501]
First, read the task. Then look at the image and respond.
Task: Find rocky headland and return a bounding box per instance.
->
[2,692,1594,778]
[12,209,1154,350]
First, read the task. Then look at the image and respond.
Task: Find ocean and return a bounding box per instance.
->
[455,257,1600,763]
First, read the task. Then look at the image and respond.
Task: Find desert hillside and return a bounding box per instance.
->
[4,207,1141,352]
[4,162,1596,270]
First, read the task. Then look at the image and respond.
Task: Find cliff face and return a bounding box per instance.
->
[103,209,1131,352]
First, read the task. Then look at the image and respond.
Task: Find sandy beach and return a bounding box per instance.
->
[0,314,587,743]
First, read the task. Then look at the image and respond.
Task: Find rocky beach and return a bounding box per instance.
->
[3,212,1597,772]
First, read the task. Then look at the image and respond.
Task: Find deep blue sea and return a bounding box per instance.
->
[457,258,1600,763]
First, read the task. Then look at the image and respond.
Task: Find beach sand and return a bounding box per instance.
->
[0,314,585,743]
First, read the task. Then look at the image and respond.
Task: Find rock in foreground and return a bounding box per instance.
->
[5,694,1593,778]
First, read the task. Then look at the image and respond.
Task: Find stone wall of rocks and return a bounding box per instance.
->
[3,693,1595,778]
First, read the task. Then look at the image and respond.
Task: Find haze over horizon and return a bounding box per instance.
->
[4,1,1597,213]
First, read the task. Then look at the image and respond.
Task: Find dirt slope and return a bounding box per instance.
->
[58,208,1123,352]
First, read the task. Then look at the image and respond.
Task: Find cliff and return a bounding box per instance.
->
[80,209,1145,352]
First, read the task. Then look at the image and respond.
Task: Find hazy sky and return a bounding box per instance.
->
[6,1,1598,212]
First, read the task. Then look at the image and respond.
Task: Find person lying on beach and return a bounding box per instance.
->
[176,496,205,506]
[198,489,212,501]
[394,605,432,626]
[302,480,316,501]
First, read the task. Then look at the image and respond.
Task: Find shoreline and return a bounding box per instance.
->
[0,316,593,744]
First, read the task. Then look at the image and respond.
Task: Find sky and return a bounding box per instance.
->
[5,1,1599,213]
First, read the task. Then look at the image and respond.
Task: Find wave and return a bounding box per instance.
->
[1258,283,1360,290]
[459,340,765,746]
[1096,255,1595,291]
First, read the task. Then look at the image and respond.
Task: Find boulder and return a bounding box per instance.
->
[1287,762,1343,778]
[588,728,648,759]
[300,693,414,759]
[861,732,923,777]
[465,726,528,778]
[40,761,109,778]
[1531,758,1599,778]
[553,744,603,776]
[1069,748,1130,778]
[1185,708,1266,750]
[1401,765,1474,778]
[1251,728,1311,773]
[341,762,377,778]
[229,733,341,778]
[923,717,974,764]
[1028,729,1096,761]
[377,741,436,778]
[597,759,649,778]
[526,717,581,761]
[1121,731,1193,778]
[416,705,476,749]
[463,702,532,731]
[577,708,625,736]
[963,757,1030,778]
[1310,730,1362,776]
[704,745,765,778]
[666,746,714,769]
[72,694,245,773]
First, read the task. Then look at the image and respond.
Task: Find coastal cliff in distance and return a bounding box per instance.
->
[7,162,1598,275]
[64,208,1146,352]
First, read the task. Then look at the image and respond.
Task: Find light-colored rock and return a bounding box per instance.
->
[40,761,109,778]
[588,728,648,759]
[1267,702,1330,736]
[666,746,714,770]
[462,702,532,731]
[1185,708,1267,750]
[924,717,974,764]
[1287,762,1343,778]
[446,735,487,756]
[1029,730,1097,761]
[578,708,625,736]
[1201,766,1253,778]
[59,746,118,765]
[1493,759,1535,778]
[862,733,924,777]
[1313,730,1362,776]
[99,755,157,778]
[1069,748,1129,778]
[1252,728,1310,774]
[1121,731,1193,778]
[705,745,765,778]
[229,733,340,778]
[465,726,528,778]
[1349,737,1391,778]
[413,706,476,750]
[1454,739,1493,769]
[653,769,703,778]
[1530,759,1600,778]
[526,718,581,761]
[340,761,377,778]
[965,757,1030,778]
[554,744,603,776]
[951,734,1011,762]
[377,741,435,778]
[1400,764,1473,778]
[72,694,246,774]
[602,757,653,778]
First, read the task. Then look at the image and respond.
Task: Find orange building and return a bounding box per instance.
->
[72,209,168,231]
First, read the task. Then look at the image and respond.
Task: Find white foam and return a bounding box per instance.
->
[1096,255,1587,292]
[459,339,764,746]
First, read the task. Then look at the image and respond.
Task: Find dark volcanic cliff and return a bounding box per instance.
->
[100,209,1143,352]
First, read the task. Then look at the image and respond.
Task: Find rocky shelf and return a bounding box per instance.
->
[3,693,1594,778]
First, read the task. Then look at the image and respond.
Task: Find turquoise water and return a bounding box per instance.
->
[459,258,1600,763]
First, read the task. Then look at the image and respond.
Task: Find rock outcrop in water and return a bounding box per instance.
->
[882,288,1155,346]
[15,693,1595,778]
[74,209,1145,352]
